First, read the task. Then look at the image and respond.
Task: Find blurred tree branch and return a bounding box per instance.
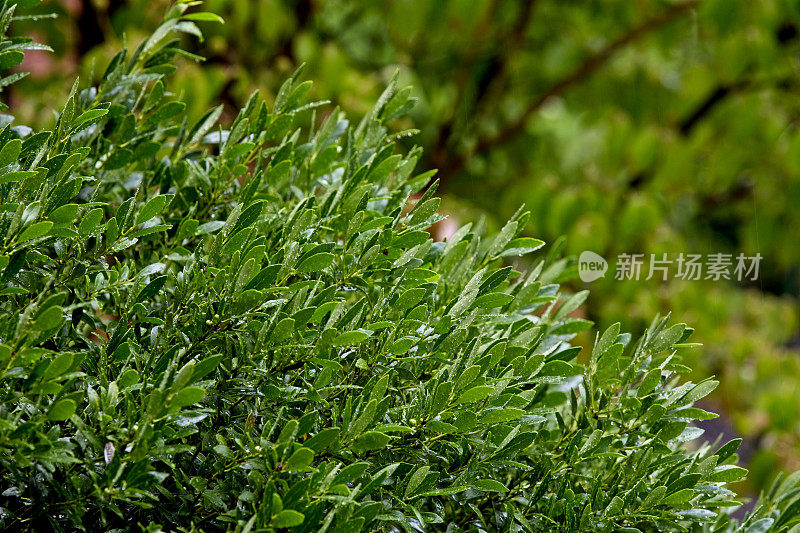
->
[429,0,503,174]
[679,84,738,135]
[676,72,800,135]
[77,0,124,55]
[474,0,539,115]
[431,0,538,172]
[435,0,700,185]
[676,77,800,136]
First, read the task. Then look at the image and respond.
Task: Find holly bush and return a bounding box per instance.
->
[2,2,800,532]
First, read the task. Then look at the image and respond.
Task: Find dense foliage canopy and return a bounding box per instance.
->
[10,0,800,491]
[3,1,800,532]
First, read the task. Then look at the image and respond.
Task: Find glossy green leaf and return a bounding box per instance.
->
[285,447,315,472]
[48,399,76,421]
[352,431,390,452]
[18,221,52,242]
[296,252,334,273]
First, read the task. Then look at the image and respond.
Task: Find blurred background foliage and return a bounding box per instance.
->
[9,0,800,497]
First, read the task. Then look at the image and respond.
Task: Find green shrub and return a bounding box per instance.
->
[2,2,800,531]
[11,0,800,488]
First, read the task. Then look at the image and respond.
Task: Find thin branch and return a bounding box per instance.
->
[678,74,799,135]
[678,85,733,135]
[438,0,700,182]
[677,76,763,135]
